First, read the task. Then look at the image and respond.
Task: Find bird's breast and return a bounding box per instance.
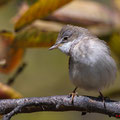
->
[68,54,116,91]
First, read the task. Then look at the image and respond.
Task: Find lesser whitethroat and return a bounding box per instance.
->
[49,25,117,101]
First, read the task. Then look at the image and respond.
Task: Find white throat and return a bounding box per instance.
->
[58,41,74,55]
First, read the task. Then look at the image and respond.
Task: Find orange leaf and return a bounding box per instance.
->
[0,31,24,74]
[0,48,24,74]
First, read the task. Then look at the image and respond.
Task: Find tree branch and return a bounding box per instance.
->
[0,95,120,120]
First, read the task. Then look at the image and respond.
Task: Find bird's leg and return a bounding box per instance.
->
[98,91,106,109]
[73,86,78,93]
[69,87,87,115]
[98,91,112,117]
[69,87,78,104]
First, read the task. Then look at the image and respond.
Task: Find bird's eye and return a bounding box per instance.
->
[61,36,69,43]
[63,36,68,40]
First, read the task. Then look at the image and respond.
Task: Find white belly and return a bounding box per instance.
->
[69,57,116,91]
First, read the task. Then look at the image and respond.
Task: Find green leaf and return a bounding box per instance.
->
[14,20,63,48]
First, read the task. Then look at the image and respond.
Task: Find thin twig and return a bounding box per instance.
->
[7,63,27,86]
[3,105,23,120]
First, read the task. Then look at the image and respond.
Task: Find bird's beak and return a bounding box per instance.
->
[49,43,60,50]
[49,38,63,50]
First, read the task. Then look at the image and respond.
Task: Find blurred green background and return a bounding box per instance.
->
[0,0,119,120]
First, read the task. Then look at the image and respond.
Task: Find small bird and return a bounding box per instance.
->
[49,25,117,101]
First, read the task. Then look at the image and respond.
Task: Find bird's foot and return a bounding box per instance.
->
[69,92,78,104]
[98,95,110,101]
[68,87,78,104]
[98,91,107,109]
[98,91,112,117]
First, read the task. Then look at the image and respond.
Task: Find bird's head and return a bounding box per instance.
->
[49,25,90,55]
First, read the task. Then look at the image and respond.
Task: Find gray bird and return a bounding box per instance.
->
[49,25,117,98]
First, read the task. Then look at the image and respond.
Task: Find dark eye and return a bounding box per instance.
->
[63,36,68,40]
[61,36,69,43]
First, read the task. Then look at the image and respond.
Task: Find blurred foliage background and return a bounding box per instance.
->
[0,0,120,120]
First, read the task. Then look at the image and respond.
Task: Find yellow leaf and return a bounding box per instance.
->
[15,0,72,31]
[0,82,22,99]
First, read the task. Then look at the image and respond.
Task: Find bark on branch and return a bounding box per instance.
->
[0,95,120,120]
